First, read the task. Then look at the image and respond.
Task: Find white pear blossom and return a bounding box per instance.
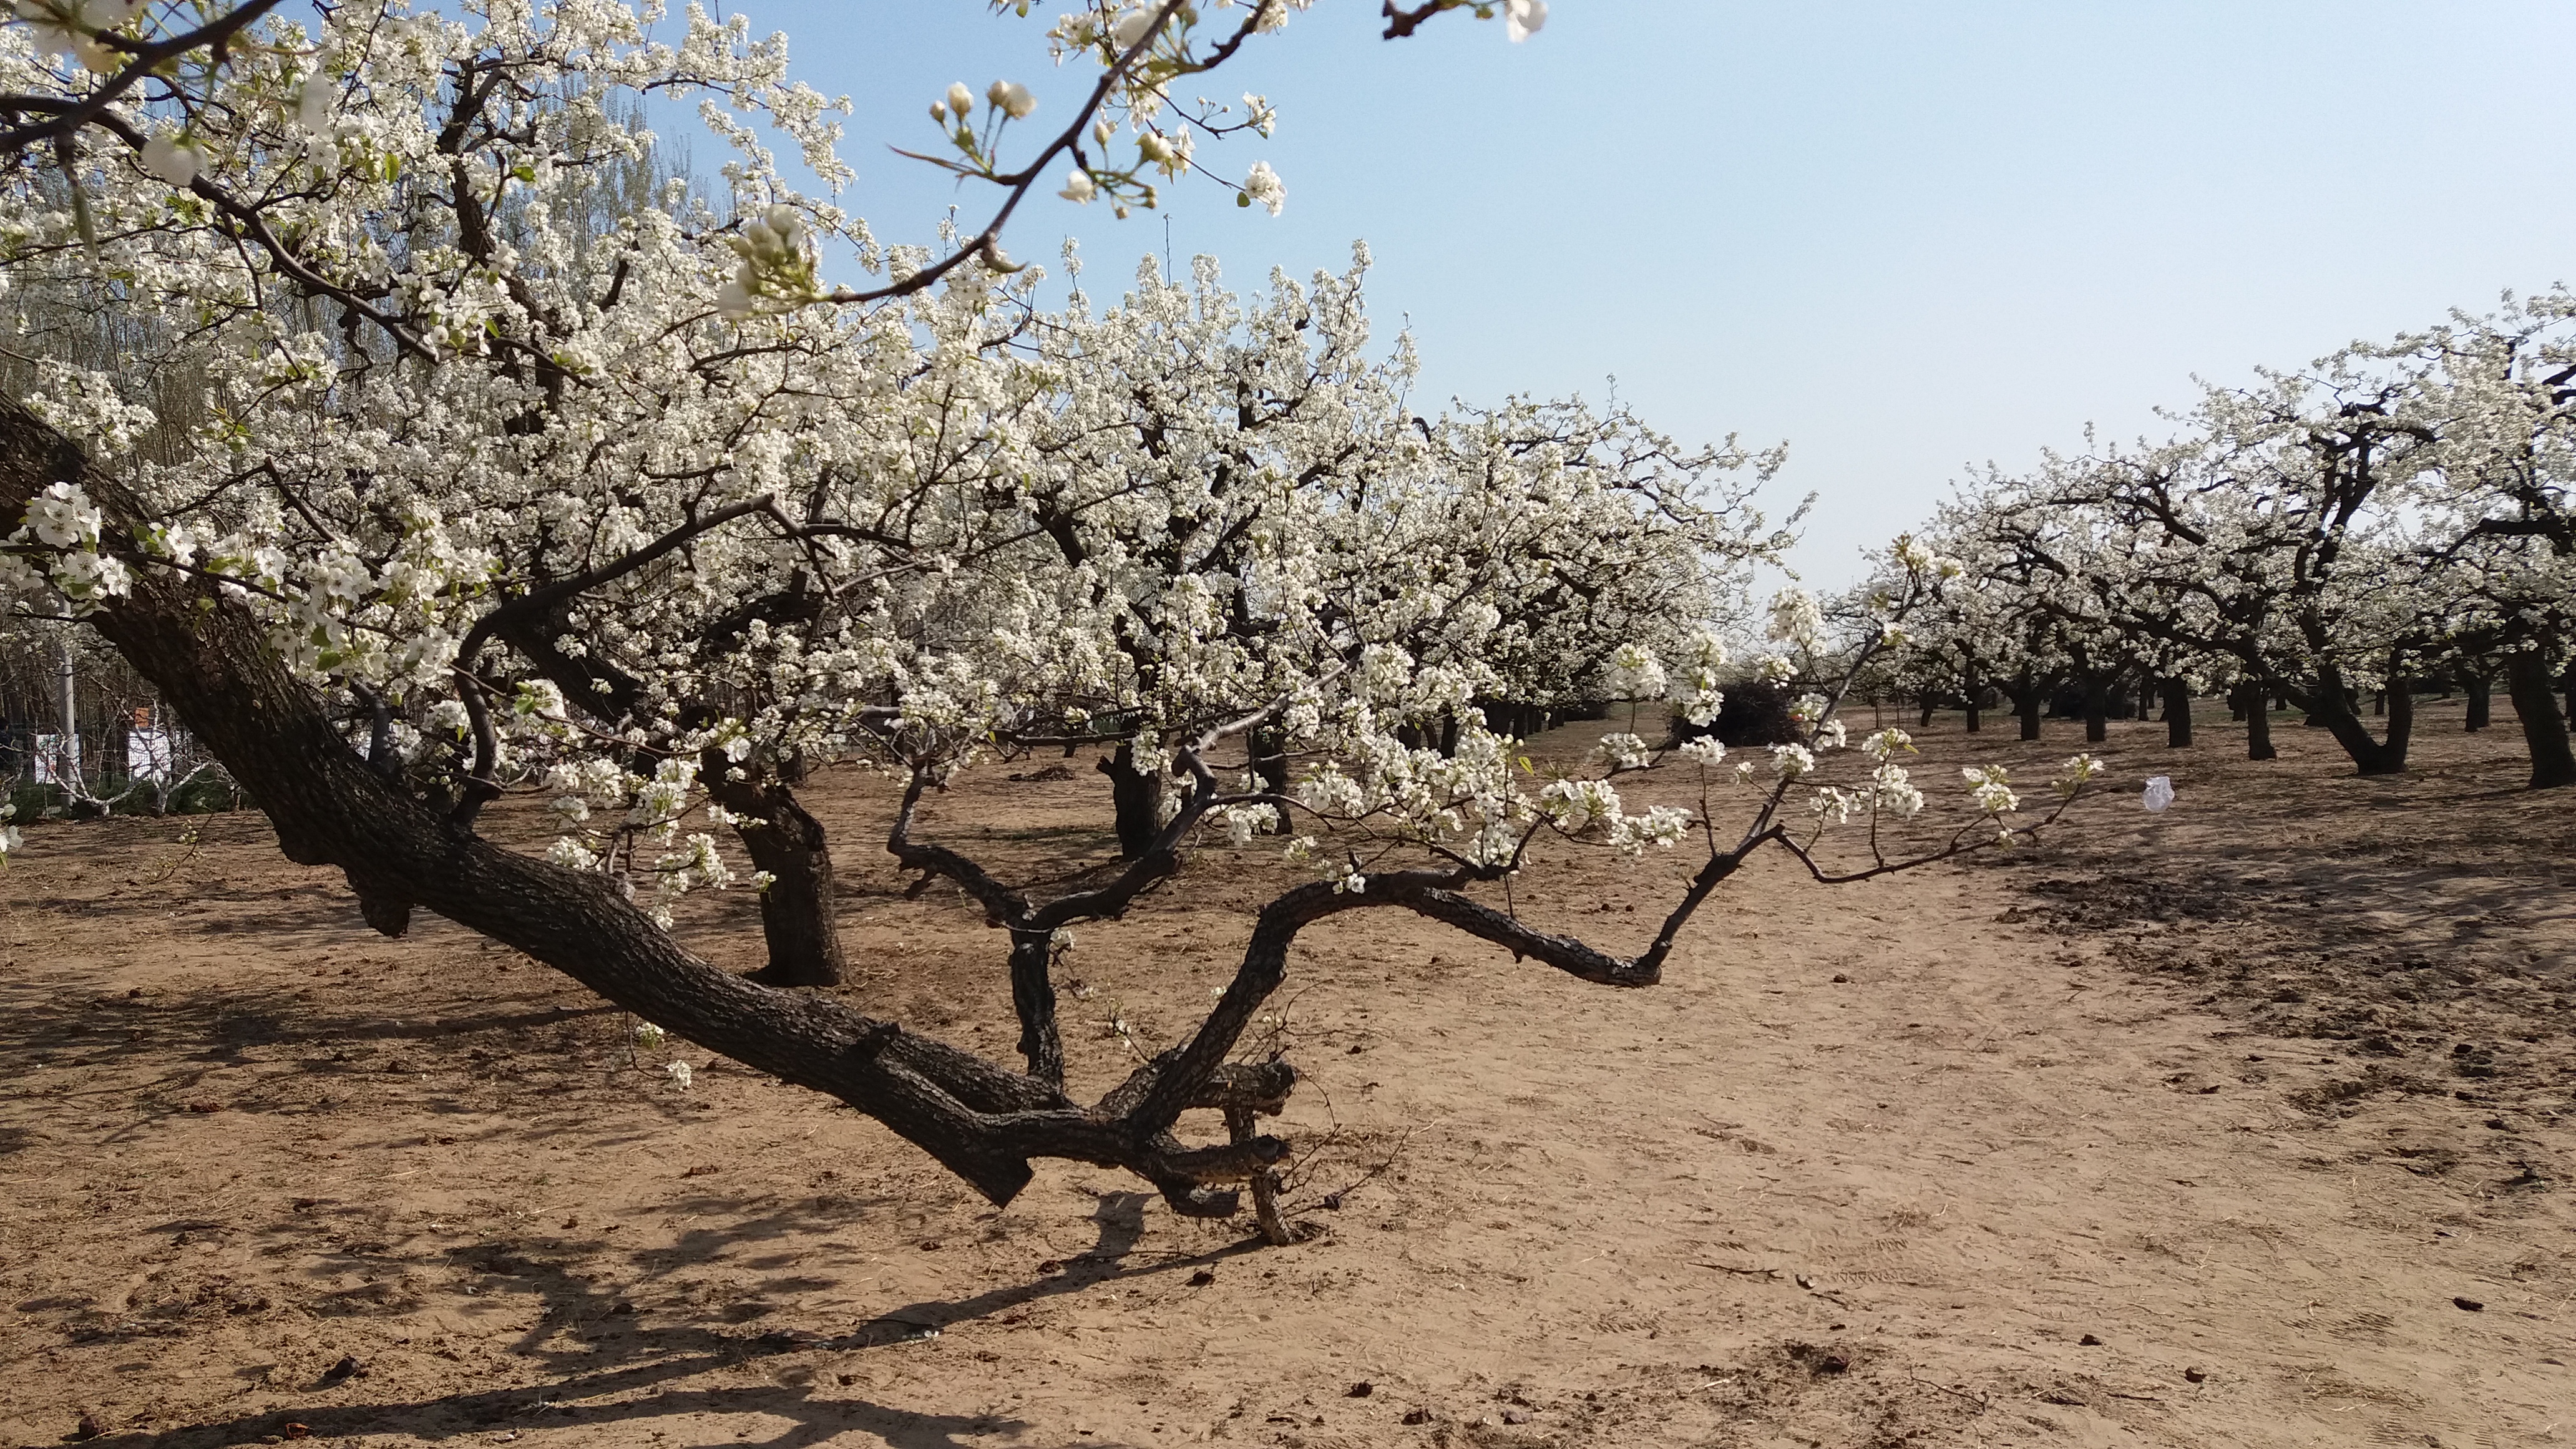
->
[136,134,202,185]
[1241,159,1285,216]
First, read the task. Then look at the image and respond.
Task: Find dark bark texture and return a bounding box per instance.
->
[2245,691,2276,761]
[2296,665,2410,775]
[2506,650,2576,789]
[1100,744,1165,860]
[2160,679,2193,748]
[703,763,845,988]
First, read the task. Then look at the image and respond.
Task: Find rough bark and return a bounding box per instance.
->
[1098,744,1165,860]
[1005,929,1065,1085]
[2161,678,2193,748]
[2505,650,2576,789]
[703,762,845,987]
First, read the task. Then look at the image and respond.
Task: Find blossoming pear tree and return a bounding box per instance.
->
[1883,289,2576,788]
[1,0,2112,1240]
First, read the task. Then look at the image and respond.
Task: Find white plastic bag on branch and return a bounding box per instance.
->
[2142,776,2175,812]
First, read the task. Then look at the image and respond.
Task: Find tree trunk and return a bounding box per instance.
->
[1100,744,1165,859]
[2297,666,2409,775]
[1247,724,1290,797]
[2465,675,2492,731]
[1008,929,1064,1085]
[704,766,845,987]
[1916,690,1936,729]
[1961,661,1981,734]
[2082,677,2109,744]
[2243,683,2276,761]
[2507,650,2576,789]
[2014,669,2042,741]
[2162,678,2193,748]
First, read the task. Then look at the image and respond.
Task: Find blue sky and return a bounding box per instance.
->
[715,1,2576,585]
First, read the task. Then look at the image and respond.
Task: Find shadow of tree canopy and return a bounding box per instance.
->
[66,1192,1239,1448]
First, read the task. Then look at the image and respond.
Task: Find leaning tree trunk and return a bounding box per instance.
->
[2505,650,2576,789]
[2296,665,2409,775]
[2464,674,2492,731]
[2161,678,2193,748]
[1099,744,1166,860]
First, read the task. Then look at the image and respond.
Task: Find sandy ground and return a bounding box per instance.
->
[1,701,2569,1449]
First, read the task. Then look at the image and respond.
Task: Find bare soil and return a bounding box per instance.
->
[2,701,2569,1448]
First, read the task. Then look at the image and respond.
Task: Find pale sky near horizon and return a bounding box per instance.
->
[713,2,2576,586]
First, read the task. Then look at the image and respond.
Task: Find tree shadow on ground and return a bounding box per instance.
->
[75,1191,1229,1449]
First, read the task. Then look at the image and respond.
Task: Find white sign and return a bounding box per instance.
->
[127,728,176,784]
[31,733,79,787]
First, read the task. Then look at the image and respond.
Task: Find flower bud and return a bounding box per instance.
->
[1059,168,1098,203]
[945,81,975,119]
